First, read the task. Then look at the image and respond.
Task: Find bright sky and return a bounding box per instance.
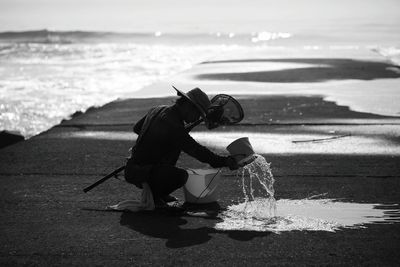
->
[0,0,399,33]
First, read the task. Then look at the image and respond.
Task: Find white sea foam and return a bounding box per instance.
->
[251,32,292,43]
[372,46,400,66]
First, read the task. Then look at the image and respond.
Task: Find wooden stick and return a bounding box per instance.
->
[292,133,351,143]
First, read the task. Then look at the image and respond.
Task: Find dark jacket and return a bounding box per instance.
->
[130,105,227,168]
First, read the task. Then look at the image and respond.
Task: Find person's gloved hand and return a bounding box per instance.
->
[225,156,239,170]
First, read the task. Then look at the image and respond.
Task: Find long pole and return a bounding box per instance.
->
[83,165,125,193]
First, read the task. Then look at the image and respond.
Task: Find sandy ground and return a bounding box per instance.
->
[1,47,400,265]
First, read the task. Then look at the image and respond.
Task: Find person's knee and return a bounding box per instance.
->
[124,162,152,189]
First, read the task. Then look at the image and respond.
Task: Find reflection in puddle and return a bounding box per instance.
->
[215,199,400,232]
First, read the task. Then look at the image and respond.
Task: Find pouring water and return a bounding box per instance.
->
[240,154,277,218]
[226,137,277,220]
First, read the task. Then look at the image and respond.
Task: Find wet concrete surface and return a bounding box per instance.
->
[1,95,400,266]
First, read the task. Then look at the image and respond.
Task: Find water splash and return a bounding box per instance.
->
[240,154,276,217]
[215,154,278,231]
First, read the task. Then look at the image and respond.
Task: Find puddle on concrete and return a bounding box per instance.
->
[215,199,400,232]
[216,153,399,233]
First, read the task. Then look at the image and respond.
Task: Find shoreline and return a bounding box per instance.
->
[2,37,399,139]
[4,80,400,143]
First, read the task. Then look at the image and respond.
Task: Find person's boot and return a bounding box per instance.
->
[153,197,168,208]
[162,195,178,203]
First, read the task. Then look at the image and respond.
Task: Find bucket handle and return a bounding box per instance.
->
[184,168,200,175]
[195,168,222,202]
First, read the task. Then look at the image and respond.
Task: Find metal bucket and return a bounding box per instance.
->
[183,169,221,204]
[226,137,256,165]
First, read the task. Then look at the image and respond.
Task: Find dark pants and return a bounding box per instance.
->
[125,160,188,198]
[147,165,188,199]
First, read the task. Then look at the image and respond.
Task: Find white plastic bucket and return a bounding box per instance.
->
[183,169,221,204]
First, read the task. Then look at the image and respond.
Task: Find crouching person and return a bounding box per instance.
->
[124,86,238,207]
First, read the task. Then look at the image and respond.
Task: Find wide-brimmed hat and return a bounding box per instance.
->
[172,86,210,120]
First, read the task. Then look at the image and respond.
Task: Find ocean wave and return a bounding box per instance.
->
[0,29,293,45]
[0,29,147,44]
[250,31,292,43]
[372,46,400,66]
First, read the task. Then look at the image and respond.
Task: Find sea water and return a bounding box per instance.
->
[0,31,253,137]
[0,30,299,138]
[1,29,400,138]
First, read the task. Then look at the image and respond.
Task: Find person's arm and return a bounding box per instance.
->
[178,129,237,169]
